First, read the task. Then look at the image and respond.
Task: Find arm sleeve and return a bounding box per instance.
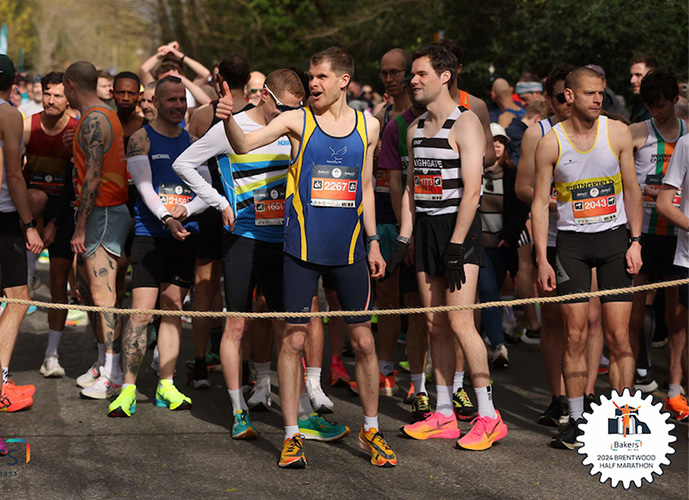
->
[182,165,212,217]
[172,122,231,211]
[378,119,402,171]
[127,155,170,221]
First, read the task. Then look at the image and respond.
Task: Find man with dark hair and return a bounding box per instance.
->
[216,47,397,469]
[629,68,687,409]
[630,55,659,123]
[22,71,79,378]
[112,72,145,149]
[392,44,508,450]
[0,54,43,412]
[533,67,643,449]
[63,60,130,400]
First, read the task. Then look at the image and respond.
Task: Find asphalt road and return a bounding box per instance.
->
[0,262,686,499]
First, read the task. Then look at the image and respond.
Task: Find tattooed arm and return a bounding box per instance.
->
[71,111,113,255]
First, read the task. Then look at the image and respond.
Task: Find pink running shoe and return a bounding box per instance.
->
[329,356,351,387]
[400,411,461,440]
[456,410,508,451]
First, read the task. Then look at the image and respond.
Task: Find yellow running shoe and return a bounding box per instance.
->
[108,385,137,417]
[155,379,192,411]
[278,434,306,469]
[358,426,397,467]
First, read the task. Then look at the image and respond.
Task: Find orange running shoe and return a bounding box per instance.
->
[0,392,33,412]
[400,411,461,440]
[358,426,397,467]
[278,434,306,469]
[404,382,416,404]
[665,395,689,421]
[329,356,351,387]
[456,410,508,451]
[348,371,398,397]
[3,379,35,397]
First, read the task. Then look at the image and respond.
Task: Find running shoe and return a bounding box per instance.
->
[155,380,192,410]
[404,383,416,405]
[329,356,351,387]
[299,413,350,442]
[108,385,137,417]
[398,360,411,373]
[452,388,476,421]
[80,374,122,400]
[39,356,66,378]
[456,411,508,451]
[3,379,36,397]
[358,426,397,467]
[184,352,222,373]
[26,305,37,315]
[0,434,6,455]
[231,410,258,439]
[400,411,460,440]
[411,392,431,423]
[520,327,541,346]
[0,392,33,412]
[65,308,88,325]
[278,434,306,469]
[490,344,509,369]
[584,393,597,414]
[186,359,210,390]
[598,353,610,375]
[538,395,569,427]
[247,378,271,411]
[348,371,398,397]
[151,347,160,375]
[76,362,101,389]
[306,378,334,414]
[634,373,658,393]
[665,395,689,421]
[550,418,584,450]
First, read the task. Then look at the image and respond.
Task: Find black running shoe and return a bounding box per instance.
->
[410,392,431,423]
[550,418,584,450]
[633,373,658,393]
[187,358,210,389]
[584,393,597,414]
[452,388,477,421]
[538,395,569,427]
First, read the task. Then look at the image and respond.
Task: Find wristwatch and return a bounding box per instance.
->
[23,218,37,229]
[397,235,411,245]
[366,234,381,244]
[630,235,644,245]
[161,214,173,225]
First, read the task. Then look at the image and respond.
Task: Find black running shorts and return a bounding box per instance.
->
[130,235,197,289]
[0,211,28,289]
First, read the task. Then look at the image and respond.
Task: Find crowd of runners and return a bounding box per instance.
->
[0,38,687,469]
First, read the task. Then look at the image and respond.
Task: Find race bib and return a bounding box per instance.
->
[311,164,359,208]
[375,170,390,193]
[254,186,285,226]
[159,183,192,211]
[29,171,65,196]
[414,167,442,201]
[572,182,617,225]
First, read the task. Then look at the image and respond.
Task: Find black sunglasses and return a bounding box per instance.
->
[265,85,301,112]
[554,92,567,104]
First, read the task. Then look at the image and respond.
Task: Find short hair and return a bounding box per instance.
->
[144,81,156,91]
[98,70,113,81]
[65,61,99,92]
[154,61,183,80]
[382,48,412,69]
[630,54,659,70]
[113,71,141,89]
[264,69,305,101]
[412,45,458,87]
[41,72,64,92]
[155,75,183,97]
[525,100,551,120]
[565,67,604,93]
[217,53,250,90]
[287,66,310,99]
[310,47,354,78]
[640,68,679,105]
[434,39,463,67]
[545,63,575,96]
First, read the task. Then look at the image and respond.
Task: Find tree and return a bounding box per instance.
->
[0,0,34,64]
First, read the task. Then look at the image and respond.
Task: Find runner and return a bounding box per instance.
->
[215,47,397,468]
[532,67,643,449]
[63,61,130,400]
[391,44,508,450]
[22,71,79,378]
[108,75,206,417]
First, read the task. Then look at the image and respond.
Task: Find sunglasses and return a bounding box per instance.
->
[554,92,567,104]
[264,85,301,112]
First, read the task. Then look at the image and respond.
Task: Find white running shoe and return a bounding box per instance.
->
[39,356,65,378]
[490,344,509,369]
[306,378,334,414]
[151,346,160,375]
[76,362,101,388]
[80,374,123,400]
[247,378,271,411]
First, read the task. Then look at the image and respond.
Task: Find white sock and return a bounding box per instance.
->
[228,388,248,413]
[411,373,426,395]
[569,396,584,420]
[305,367,321,383]
[363,414,379,432]
[122,383,135,389]
[103,352,121,380]
[284,425,300,441]
[452,371,465,393]
[45,329,63,358]
[379,360,394,377]
[299,392,314,420]
[2,367,8,384]
[636,368,648,377]
[254,362,271,383]
[475,385,497,419]
[668,384,683,399]
[97,343,105,366]
[436,385,453,417]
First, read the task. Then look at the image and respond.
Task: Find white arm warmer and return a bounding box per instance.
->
[127,155,170,221]
[183,165,212,217]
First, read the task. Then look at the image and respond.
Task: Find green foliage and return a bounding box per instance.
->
[0,0,34,62]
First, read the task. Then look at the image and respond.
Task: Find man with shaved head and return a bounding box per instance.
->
[492,78,526,129]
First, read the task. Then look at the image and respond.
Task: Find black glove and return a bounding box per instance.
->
[443,242,466,292]
[383,240,409,281]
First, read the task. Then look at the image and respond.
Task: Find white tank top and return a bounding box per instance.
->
[0,99,18,213]
[538,117,558,246]
[553,116,626,233]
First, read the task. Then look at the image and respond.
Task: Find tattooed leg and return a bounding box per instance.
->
[122,287,158,384]
[82,246,122,353]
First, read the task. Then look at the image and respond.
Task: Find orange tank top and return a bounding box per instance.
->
[73,106,128,207]
[457,89,471,109]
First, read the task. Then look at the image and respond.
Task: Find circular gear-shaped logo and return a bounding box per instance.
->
[578,388,675,489]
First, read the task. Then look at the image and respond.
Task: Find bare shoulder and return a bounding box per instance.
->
[364,113,380,143]
[628,121,648,149]
[467,94,489,117]
[0,102,23,134]
[188,104,213,137]
[607,116,633,149]
[126,127,150,157]
[536,128,559,156]
[455,108,482,131]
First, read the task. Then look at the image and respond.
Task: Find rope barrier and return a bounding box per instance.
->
[3,278,688,320]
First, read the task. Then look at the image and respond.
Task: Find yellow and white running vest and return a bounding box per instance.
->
[553,116,626,232]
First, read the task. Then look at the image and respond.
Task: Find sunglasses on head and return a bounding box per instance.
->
[264,85,301,112]
[554,92,567,104]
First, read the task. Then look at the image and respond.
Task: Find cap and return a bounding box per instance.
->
[0,54,16,78]
[585,64,605,78]
[490,122,509,141]
[515,81,543,95]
